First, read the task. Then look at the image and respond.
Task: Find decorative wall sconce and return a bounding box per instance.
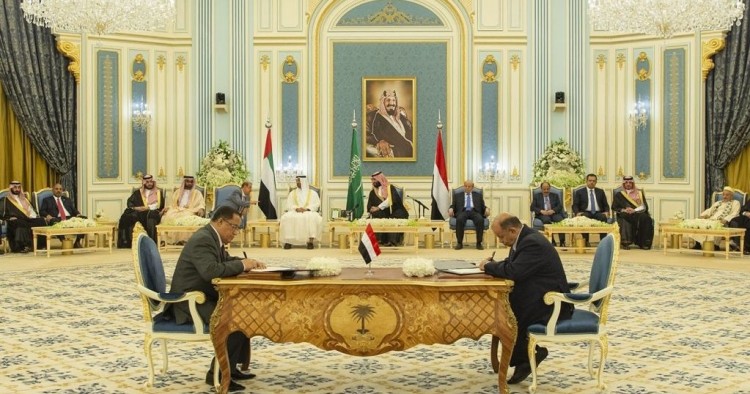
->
[132,102,152,132]
[275,155,303,184]
[628,98,648,129]
[476,155,505,184]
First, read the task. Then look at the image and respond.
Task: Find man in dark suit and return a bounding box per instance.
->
[478,213,573,385]
[572,173,610,246]
[530,181,566,246]
[728,198,750,255]
[449,180,487,250]
[39,183,85,248]
[166,206,266,391]
[219,181,255,215]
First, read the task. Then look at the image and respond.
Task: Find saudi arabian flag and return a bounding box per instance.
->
[346,125,364,220]
[258,127,278,219]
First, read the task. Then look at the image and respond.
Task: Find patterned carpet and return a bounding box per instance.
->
[1,256,750,394]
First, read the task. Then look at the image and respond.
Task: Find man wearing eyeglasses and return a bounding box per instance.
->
[166,205,267,392]
[612,176,654,250]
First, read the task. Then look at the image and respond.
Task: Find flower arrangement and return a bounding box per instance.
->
[52,217,97,229]
[672,210,685,221]
[532,139,586,189]
[352,218,416,227]
[402,258,436,277]
[549,216,611,227]
[196,140,250,189]
[161,215,211,227]
[306,257,342,277]
[677,219,723,229]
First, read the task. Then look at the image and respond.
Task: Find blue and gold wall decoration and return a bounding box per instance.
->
[338,0,442,26]
[663,48,686,179]
[131,53,148,178]
[96,50,119,180]
[481,53,499,167]
[281,54,300,167]
[634,51,652,180]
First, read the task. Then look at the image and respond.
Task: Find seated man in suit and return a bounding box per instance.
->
[729,195,750,255]
[39,182,85,248]
[280,175,322,250]
[449,180,487,250]
[219,181,255,216]
[611,176,653,250]
[117,175,165,248]
[530,181,566,246]
[161,175,206,244]
[572,173,610,246]
[367,171,409,246]
[0,181,47,253]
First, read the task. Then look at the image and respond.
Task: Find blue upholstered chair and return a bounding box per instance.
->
[530,184,567,230]
[526,232,620,393]
[212,184,241,215]
[449,186,490,247]
[131,229,217,388]
[711,189,746,205]
[32,188,54,212]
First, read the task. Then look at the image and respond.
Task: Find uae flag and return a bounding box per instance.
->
[258,127,278,219]
[430,129,450,220]
[358,223,381,264]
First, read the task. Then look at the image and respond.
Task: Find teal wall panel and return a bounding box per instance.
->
[96,50,120,179]
[131,53,148,177]
[332,42,447,177]
[634,50,652,178]
[281,54,299,167]
[662,48,686,179]
[480,53,499,167]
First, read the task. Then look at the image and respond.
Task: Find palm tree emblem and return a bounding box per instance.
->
[350,304,376,334]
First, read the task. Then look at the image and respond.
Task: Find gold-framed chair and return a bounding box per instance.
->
[526,232,620,393]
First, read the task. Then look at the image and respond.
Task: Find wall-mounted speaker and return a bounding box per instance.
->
[216,93,226,105]
[555,92,565,104]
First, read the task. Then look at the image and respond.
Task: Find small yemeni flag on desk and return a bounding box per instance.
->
[358,223,381,264]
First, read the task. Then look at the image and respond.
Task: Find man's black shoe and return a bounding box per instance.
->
[306,242,314,249]
[507,347,548,384]
[691,242,702,250]
[231,369,256,380]
[73,240,83,249]
[585,241,591,248]
[205,371,246,392]
[476,244,484,250]
[744,250,750,255]
[621,243,630,250]
[454,243,463,250]
[283,243,292,250]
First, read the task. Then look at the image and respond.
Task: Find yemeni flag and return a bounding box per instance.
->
[346,125,364,219]
[358,223,381,264]
[258,127,278,219]
[431,127,450,220]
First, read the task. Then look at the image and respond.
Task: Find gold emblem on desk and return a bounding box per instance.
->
[325,294,400,354]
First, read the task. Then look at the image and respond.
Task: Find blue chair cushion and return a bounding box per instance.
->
[449,217,490,230]
[532,218,544,229]
[152,312,209,334]
[528,309,600,335]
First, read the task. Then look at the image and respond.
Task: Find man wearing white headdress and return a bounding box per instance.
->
[162,175,206,244]
[279,175,322,249]
[0,181,47,253]
[691,186,741,250]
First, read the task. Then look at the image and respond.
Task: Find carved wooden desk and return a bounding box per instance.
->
[211,268,516,394]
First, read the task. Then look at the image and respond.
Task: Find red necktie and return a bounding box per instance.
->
[56,197,67,220]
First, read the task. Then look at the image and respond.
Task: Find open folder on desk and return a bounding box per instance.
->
[434,260,484,275]
[240,267,318,280]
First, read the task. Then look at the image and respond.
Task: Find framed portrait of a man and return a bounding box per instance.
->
[362,77,416,161]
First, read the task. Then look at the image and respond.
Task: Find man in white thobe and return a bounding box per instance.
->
[280,176,322,249]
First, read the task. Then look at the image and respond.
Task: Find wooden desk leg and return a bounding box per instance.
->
[46,235,51,258]
[490,333,513,394]
[329,228,336,248]
[212,306,231,394]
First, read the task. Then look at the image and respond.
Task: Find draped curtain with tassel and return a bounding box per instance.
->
[0,2,77,202]
[705,5,750,206]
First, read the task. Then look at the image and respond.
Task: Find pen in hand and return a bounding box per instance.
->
[490,251,496,261]
[243,251,248,259]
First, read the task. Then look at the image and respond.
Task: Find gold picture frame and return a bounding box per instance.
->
[362,77,417,161]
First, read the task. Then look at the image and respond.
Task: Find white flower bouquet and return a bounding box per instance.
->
[532,139,586,188]
[52,217,97,229]
[672,210,685,221]
[196,140,250,189]
[306,257,342,277]
[402,257,436,277]
[161,215,210,227]
[550,216,611,227]
[677,219,723,229]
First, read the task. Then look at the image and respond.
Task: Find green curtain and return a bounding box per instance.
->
[0,80,57,192]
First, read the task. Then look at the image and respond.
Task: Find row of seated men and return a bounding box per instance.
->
[0,181,84,253]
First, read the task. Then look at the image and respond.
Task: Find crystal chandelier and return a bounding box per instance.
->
[132,102,151,133]
[21,0,176,36]
[588,0,746,38]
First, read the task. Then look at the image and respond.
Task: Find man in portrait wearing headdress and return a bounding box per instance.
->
[365,89,414,158]
[367,171,409,246]
[117,174,165,248]
[611,176,654,250]
[161,175,206,244]
[0,181,47,253]
[279,175,322,249]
